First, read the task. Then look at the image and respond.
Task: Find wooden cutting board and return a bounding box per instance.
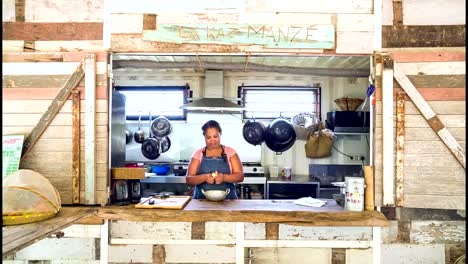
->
[135,196,191,209]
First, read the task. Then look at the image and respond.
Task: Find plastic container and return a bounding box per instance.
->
[344,177,365,211]
[151,165,171,175]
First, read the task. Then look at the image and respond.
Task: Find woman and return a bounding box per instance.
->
[186,120,244,199]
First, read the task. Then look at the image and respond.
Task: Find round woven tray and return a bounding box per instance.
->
[334,98,364,111]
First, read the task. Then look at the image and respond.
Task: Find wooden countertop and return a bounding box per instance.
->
[97,199,389,227]
[3,207,96,256]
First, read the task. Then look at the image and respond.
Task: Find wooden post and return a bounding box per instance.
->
[395,91,405,206]
[393,63,466,169]
[21,62,85,161]
[364,166,375,211]
[381,54,395,206]
[84,54,96,204]
[72,90,81,204]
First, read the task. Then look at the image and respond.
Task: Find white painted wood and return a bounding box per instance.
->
[381,244,445,264]
[336,31,374,54]
[108,244,153,263]
[404,194,465,209]
[403,0,466,25]
[109,0,244,14]
[393,63,466,168]
[337,14,374,32]
[279,225,373,240]
[381,221,399,243]
[110,221,191,239]
[3,100,108,114]
[243,240,373,248]
[347,248,373,264]
[410,221,466,243]
[164,244,236,263]
[236,222,245,264]
[2,62,107,75]
[110,13,143,33]
[396,61,466,75]
[382,57,395,206]
[374,0,383,50]
[375,114,466,128]
[100,220,109,264]
[61,224,101,238]
[205,222,236,240]
[34,41,105,52]
[244,13,333,25]
[14,238,97,260]
[25,0,103,22]
[2,41,25,52]
[2,0,15,22]
[244,223,265,239]
[111,238,236,244]
[84,54,96,205]
[372,227,382,264]
[103,0,111,50]
[246,0,373,13]
[376,101,466,115]
[249,248,331,264]
[381,0,393,25]
[157,13,240,24]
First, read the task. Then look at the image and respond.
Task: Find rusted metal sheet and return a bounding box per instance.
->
[142,24,335,49]
[72,90,81,204]
[395,91,405,207]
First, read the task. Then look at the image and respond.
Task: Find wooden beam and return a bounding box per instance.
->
[112,60,369,78]
[20,62,85,161]
[265,223,279,240]
[392,0,403,25]
[393,63,466,168]
[2,207,96,256]
[382,25,465,48]
[143,14,157,30]
[395,91,405,207]
[364,166,375,211]
[382,54,395,206]
[2,22,103,41]
[15,0,25,22]
[72,90,81,204]
[84,54,97,204]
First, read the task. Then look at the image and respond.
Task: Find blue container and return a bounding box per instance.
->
[152,165,171,175]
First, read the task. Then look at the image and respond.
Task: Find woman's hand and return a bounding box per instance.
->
[205,173,215,184]
[213,172,225,184]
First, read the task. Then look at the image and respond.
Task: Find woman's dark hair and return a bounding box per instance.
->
[201,120,222,135]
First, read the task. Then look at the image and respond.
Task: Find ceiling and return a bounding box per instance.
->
[111,54,371,77]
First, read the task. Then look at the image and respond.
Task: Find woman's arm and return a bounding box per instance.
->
[185,157,214,186]
[214,153,244,184]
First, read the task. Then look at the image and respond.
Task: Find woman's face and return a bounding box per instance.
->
[204,127,221,150]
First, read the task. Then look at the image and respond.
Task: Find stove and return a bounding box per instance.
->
[242,162,265,176]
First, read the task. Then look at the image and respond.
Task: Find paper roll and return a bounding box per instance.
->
[364,166,375,211]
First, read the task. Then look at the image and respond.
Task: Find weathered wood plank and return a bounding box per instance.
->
[336,31,374,54]
[2,99,108,114]
[404,182,465,196]
[109,0,244,14]
[265,223,279,240]
[404,166,466,182]
[15,0,25,22]
[364,166,374,211]
[395,61,465,75]
[382,54,395,206]
[3,61,107,75]
[382,25,465,48]
[375,101,466,115]
[33,40,105,52]
[393,63,465,168]
[2,22,103,41]
[402,0,465,25]
[3,87,108,100]
[3,113,108,126]
[390,51,466,62]
[2,207,97,256]
[110,13,143,34]
[3,74,107,88]
[26,0,103,22]
[246,0,373,13]
[191,222,205,239]
[410,221,466,243]
[404,195,465,210]
[2,52,108,62]
[72,90,81,204]
[20,62,84,161]
[375,114,465,128]
[2,125,108,139]
[143,14,157,30]
[395,91,405,207]
[2,0,15,22]
[84,53,96,205]
[158,13,240,24]
[336,14,374,32]
[375,75,466,89]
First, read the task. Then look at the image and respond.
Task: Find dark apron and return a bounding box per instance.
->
[193,150,238,199]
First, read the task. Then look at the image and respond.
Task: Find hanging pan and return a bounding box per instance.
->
[141,113,160,160]
[151,115,172,138]
[242,118,266,146]
[264,117,296,153]
[134,115,145,144]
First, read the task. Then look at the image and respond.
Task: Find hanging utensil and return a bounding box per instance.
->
[141,112,160,160]
[125,129,133,144]
[151,115,172,138]
[160,136,171,153]
[134,115,145,143]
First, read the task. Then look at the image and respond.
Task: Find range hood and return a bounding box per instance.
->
[180,70,244,112]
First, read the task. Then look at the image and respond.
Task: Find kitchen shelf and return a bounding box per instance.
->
[334,132,369,136]
[140,174,186,184]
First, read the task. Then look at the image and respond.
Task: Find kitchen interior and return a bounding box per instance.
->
[110,54,371,206]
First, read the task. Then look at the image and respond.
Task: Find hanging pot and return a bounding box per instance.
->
[242,118,266,146]
[125,130,133,144]
[160,136,171,153]
[151,115,172,138]
[141,113,161,160]
[134,115,145,143]
[264,118,297,153]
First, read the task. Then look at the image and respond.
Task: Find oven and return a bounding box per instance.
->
[237,163,266,199]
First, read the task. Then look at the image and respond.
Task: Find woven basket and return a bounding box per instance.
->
[334,98,364,111]
[111,168,146,180]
